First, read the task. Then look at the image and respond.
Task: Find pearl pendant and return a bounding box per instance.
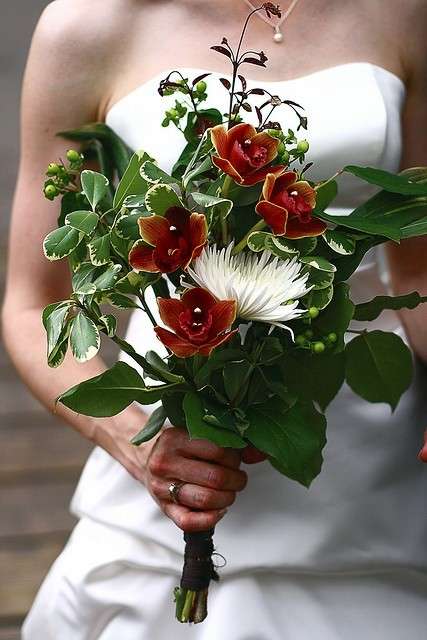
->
[273,28,283,43]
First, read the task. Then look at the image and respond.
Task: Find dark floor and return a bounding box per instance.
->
[0,3,92,636]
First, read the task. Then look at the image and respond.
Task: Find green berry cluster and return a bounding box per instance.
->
[43,149,83,201]
[268,128,310,165]
[161,78,208,130]
[162,99,188,128]
[295,323,338,355]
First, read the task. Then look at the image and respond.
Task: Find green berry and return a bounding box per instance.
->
[196,80,207,93]
[308,306,319,319]
[295,334,306,346]
[44,184,58,200]
[66,149,81,163]
[313,341,326,354]
[297,139,309,154]
[280,150,290,164]
[166,108,179,120]
[304,329,314,339]
[277,141,286,155]
[46,162,60,176]
[327,332,338,344]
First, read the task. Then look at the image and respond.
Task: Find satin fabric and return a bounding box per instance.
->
[23,63,427,640]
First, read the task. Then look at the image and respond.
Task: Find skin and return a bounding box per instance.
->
[2,0,427,534]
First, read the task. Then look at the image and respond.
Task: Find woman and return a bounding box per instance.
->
[3,0,427,637]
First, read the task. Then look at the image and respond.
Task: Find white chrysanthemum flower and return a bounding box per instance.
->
[186,244,311,333]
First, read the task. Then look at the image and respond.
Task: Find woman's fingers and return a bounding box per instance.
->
[166,457,248,492]
[418,429,427,462]
[241,445,268,464]
[164,427,243,469]
[163,502,228,532]
[153,479,236,510]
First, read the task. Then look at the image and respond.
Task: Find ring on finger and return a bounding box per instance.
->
[168,480,187,505]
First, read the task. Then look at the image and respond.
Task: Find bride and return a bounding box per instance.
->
[3,1,427,638]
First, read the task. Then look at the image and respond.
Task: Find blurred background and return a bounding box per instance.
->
[0,3,92,638]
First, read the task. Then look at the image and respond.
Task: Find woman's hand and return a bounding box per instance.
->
[419,429,427,462]
[144,427,249,532]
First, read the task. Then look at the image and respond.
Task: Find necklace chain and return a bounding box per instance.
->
[242,0,301,43]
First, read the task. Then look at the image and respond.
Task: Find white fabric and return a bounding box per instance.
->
[23,63,427,639]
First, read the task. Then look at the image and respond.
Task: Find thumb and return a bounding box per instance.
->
[241,445,268,465]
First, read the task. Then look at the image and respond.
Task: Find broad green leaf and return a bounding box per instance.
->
[223,361,250,402]
[400,215,427,239]
[314,283,355,351]
[110,228,131,261]
[123,195,146,209]
[145,351,186,384]
[354,291,427,322]
[282,351,345,410]
[65,210,99,235]
[191,192,233,222]
[68,240,87,272]
[305,285,334,310]
[115,271,160,295]
[81,170,109,210]
[48,318,73,369]
[345,330,413,410]
[43,301,72,359]
[113,150,151,208]
[98,314,117,337]
[300,256,336,272]
[182,155,213,189]
[246,400,327,487]
[115,213,143,240]
[131,406,168,446]
[162,393,186,427]
[59,123,132,178]
[88,234,111,266]
[194,349,247,387]
[183,391,246,448]
[313,179,338,210]
[92,264,122,291]
[343,165,427,195]
[58,361,184,416]
[333,237,382,283]
[305,267,334,290]
[140,161,177,185]
[227,182,262,206]
[145,183,183,215]
[58,191,89,227]
[69,313,100,363]
[322,229,356,255]
[72,262,98,292]
[43,226,83,260]
[108,292,140,309]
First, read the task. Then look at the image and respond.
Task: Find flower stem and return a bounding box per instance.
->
[232,219,267,255]
[137,291,157,328]
[220,176,233,244]
[314,168,344,191]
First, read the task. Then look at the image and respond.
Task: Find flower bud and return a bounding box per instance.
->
[295,334,307,346]
[313,341,325,354]
[297,139,309,154]
[327,332,338,343]
[308,306,319,319]
[304,329,314,339]
[46,162,60,176]
[280,150,290,164]
[196,80,207,94]
[166,108,179,120]
[66,149,81,163]
[44,184,58,200]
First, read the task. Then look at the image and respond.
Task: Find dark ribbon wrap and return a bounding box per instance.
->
[180,529,219,591]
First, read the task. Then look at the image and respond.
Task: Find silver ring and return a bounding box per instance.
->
[168,481,186,505]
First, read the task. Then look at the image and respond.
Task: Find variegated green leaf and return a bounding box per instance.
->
[306,285,334,310]
[115,213,144,240]
[81,170,109,210]
[88,234,111,266]
[99,314,117,337]
[70,313,101,363]
[108,292,140,309]
[65,210,99,235]
[92,264,122,291]
[43,226,83,260]
[300,256,336,272]
[113,150,151,208]
[323,229,356,255]
[140,161,177,185]
[145,183,182,215]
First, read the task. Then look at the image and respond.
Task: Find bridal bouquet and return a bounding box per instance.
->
[41,3,427,624]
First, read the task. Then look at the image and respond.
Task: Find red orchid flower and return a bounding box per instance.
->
[155,288,238,358]
[128,206,207,274]
[211,123,285,186]
[256,171,327,238]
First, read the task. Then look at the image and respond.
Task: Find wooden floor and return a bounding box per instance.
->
[0,336,93,637]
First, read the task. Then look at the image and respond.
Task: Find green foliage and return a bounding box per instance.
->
[322,229,356,255]
[69,312,101,363]
[81,170,109,210]
[88,234,111,266]
[145,183,183,215]
[113,151,151,208]
[140,160,179,185]
[345,331,413,410]
[131,406,168,446]
[65,210,99,235]
[354,291,427,322]
[43,226,83,261]
[245,399,327,487]
[314,283,355,351]
[343,165,427,195]
[183,392,246,448]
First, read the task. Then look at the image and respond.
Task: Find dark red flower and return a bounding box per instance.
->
[128,206,207,274]
[155,288,237,358]
[211,123,285,186]
[256,171,327,238]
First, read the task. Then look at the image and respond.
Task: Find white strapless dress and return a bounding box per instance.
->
[23,63,427,640]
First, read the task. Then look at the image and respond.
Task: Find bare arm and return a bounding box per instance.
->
[386,3,427,363]
[1,2,248,530]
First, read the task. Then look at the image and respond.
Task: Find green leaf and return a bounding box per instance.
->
[162,393,186,427]
[59,123,132,178]
[65,210,99,235]
[92,264,122,291]
[72,262,98,292]
[115,271,160,295]
[58,191,89,227]
[110,228,131,260]
[88,234,111,266]
[354,291,427,322]
[131,406,168,446]
[246,400,327,487]
[194,349,247,387]
[314,283,355,351]
[145,351,186,384]
[140,161,177,185]
[98,314,117,337]
[300,256,336,272]
[145,183,183,215]
[115,213,143,240]
[81,170,109,210]
[306,267,334,290]
[223,361,250,402]
[305,285,334,310]
[183,392,246,448]
[283,350,345,410]
[69,313,101,363]
[113,150,152,209]
[314,179,338,210]
[322,229,356,255]
[333,237,381,282]
[191,192,233,222]
[42,301,72,359]
[43,226,83,261]
[108,292,140,309]
[227,182,262,206]
[344,165,427,195]
[59,361,184,416]
[345,330,413,410]
[68,240,88,272]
